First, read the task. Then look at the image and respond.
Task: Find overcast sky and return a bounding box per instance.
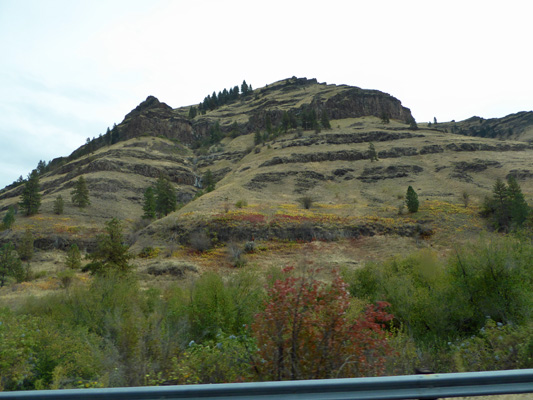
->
[1,0,532,189]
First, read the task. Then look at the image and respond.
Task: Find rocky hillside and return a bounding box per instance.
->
[438,111,533,142]
[1,77,532,256]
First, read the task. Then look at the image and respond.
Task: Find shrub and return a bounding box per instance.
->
[235,199,248,209]
[227,242,246,268]
[189,230,212,253]
[252,267,394,380]
[243,241,255,253]
[138,246,160,259]
[452,319,533,371]
[297,196,314,210]
[57,268,76,288]
[150,333,256,385]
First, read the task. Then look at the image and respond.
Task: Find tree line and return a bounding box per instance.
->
[189,80,253,118]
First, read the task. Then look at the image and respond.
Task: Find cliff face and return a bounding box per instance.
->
[107,79,413,144]
[119,96,195,144]
[323,88,412,121]
[193,77,413,137]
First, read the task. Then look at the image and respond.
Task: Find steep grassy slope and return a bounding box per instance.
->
[0,77,532,283]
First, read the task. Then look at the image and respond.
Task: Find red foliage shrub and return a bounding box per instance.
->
[251,267,393,381]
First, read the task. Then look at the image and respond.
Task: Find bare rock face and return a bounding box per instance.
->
[322,88,413,122]
[119,96,195,144]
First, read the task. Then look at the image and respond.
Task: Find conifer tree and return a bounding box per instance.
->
[71,176,90,208]
[241,80,249,95]
[483,177,530,231]
[254,131,262,145]
[53,195,64,215]
[265,114,272,134]
[230,121,240,138]
[506,175,529,227]
[18,228,34,262]
[321,109,331,129]
[19,170,41,216]
[142,187,156,220]
[406,186,419,213]
[65,243,82,270]
[36,160,47,175]
[281,111,290,133]
[0,242,23,287]
[155,176,177,217]
[84,218,133,275]
[203,170,215,192]
[492,178,510,229]
[111,124,120,144]
[368,142,379,162]
[2,206,15,229]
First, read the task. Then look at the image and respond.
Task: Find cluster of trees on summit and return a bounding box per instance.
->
[189,80,253,118]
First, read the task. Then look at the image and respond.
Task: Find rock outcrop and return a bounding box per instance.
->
[119,96,195,144]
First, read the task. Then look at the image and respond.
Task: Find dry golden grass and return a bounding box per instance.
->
[2,106,533,309]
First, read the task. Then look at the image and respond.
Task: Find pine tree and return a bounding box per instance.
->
[265,114,272,134]
[321,109,331,129]
[142,187,156,220]
[111,123,120,144]
[155,175,177,217]
[281,111,290,133]
[84,218,133,275]
[19,170,41,216]
[209,122,223,144]
[368,142,379,162]
[492,178,510,230]
[203,170,215,192]
[0,242,23,287]
[230,121,240,138]
[506,176,529,227]
[188,106,197,119]
[65,243,82,270]
[2,206,15,229]
[482,177,530,231]
[406,186,419,213]
[105,127,112,144]
[241,80,249,95]
[36,160,47,175]
[53,195,64,215]
[18,228,34,262]
[71,176,90,208]
[254,131,262,145]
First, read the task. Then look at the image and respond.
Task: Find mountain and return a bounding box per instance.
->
[1,77,532,264]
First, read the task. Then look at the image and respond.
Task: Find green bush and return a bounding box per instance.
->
[345,237,533,344]
[188,270,263,342]
[235,199,248,209]
[0,308,108,390]
[452,319,533,371]
[149,333,256,385]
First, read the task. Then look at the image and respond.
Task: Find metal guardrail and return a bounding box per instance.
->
[1,369,532,399]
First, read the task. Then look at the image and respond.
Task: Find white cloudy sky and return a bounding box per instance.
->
[1,0,532,189]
